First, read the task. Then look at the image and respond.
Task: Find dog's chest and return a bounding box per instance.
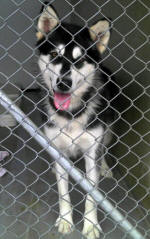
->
[45,118,83,152]
[44,112,102,153]
[50,113,87,138]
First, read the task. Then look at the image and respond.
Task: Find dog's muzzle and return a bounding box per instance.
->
[56,78,72,92]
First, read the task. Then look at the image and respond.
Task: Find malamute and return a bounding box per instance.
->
[36,4,118,239]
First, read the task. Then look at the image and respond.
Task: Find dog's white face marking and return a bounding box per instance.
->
[56,44,65,56]
[38,45,95,95]
[38,54,62,91]
[71,63,95,94]
[72,46,82,59]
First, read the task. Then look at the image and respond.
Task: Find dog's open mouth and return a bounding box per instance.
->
[54,92,71,111]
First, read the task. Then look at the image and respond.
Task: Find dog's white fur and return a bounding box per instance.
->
[37,5,112,239]
[44,111,104,237]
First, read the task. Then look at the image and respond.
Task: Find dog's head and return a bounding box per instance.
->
[37,5,111,111]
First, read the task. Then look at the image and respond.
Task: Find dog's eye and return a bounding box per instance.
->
[50,51,58,58]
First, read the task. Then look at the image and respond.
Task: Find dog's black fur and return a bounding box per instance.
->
[37,22,119,126]
[36,4,119,238]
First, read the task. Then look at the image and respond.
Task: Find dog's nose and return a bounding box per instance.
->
[56,78,72,92]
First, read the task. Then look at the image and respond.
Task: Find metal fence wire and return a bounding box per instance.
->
[0,0,150,239]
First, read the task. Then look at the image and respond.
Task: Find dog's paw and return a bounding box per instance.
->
[100,159,113,178]
[82,223,102,239]
[100,167,113,178]
[55,217,73,234]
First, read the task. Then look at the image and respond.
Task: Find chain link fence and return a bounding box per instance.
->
[0,0,150,238]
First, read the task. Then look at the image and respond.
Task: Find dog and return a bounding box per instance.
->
[36,4,118,239]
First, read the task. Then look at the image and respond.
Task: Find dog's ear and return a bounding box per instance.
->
[36,5,59,40]
[89,20,110,54]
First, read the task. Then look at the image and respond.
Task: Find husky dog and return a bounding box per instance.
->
[36,4,117,239]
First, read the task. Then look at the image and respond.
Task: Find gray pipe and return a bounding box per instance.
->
[0,90,144,239]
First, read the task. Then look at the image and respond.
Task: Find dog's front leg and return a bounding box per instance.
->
[82,146,102,239]
[55,162,73,234]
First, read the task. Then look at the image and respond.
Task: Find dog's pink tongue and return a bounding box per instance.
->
[54,92,71,110]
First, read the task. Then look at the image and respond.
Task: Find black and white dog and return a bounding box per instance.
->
[36,4,117,239]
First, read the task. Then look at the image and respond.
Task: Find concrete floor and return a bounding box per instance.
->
[0,91,150,239]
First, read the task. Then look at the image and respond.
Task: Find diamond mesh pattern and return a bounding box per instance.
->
[0,0,150,238]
